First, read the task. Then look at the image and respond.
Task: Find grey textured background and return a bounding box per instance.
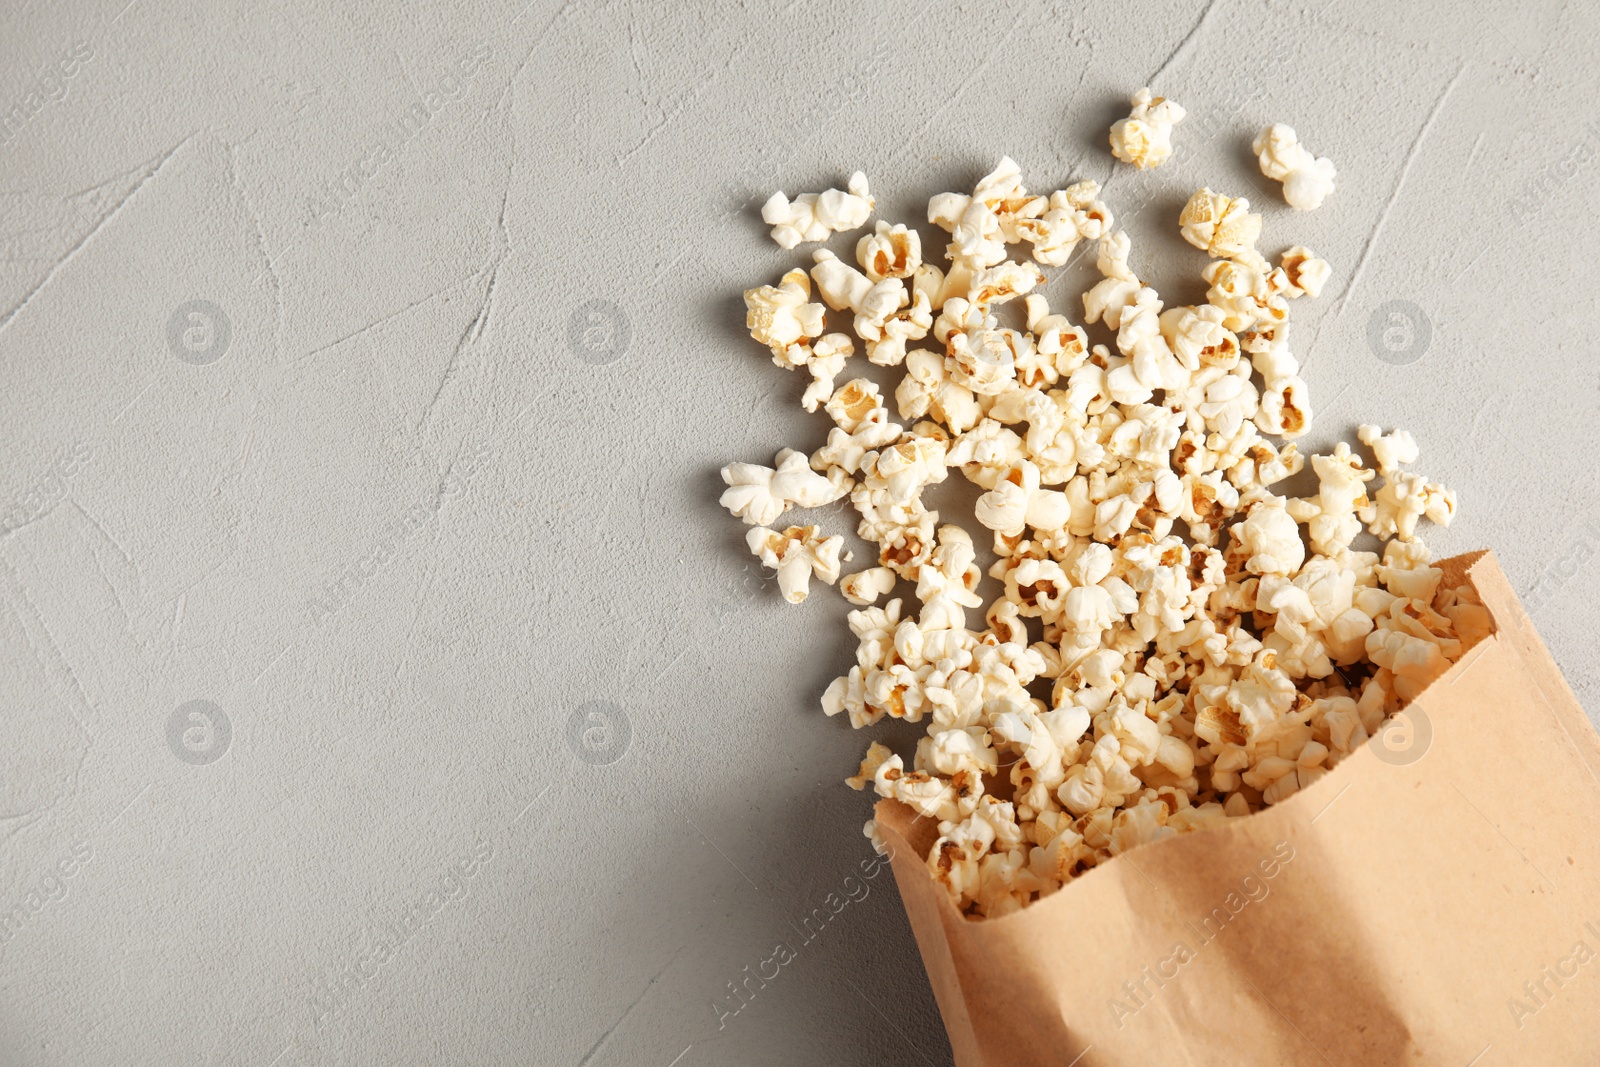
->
[2,0,1597,1064]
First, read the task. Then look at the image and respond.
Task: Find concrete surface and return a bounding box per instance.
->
[1,0,1597,1064]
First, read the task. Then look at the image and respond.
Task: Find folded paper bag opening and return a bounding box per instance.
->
[875,551,1600,1066]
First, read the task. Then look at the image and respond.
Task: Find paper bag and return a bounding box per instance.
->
[878,550,1600,1065]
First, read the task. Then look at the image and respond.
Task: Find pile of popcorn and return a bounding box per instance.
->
[720,93,1489,918]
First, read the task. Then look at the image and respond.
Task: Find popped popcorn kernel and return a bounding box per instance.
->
[745,268,825,368]
[1280,247,1331,299]
[747,524,846,604]
[846,741,895,790]
[1253,124,1337,211]
[761,171,874,248]
[1108,87,1187,170]
[1179,188,1263,260]
[857,221,922,281]
[840,567,898,606]
[720,449,847,527]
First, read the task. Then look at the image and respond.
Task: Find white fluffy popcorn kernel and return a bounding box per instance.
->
[1020,182,1109,266]
[857,221,922,281]
[1234,500,1305,576]
[1356,424,1421,475]
[1179,188,1262,259]
[761,171,874,248]
[1280,247,1331,299]
[1351,426,1457,542]
[747,524,846,604]
[1253,124,1336,211]
[1108,87,1186,170]
[846,741,894,790]
[745,269,825,367]
[798,333,854,413]
[1257,375,1312,438]
[720,448,847,526]
[840,567,898,606]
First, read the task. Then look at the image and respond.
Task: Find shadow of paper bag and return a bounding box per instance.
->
[877,551,1600,1065]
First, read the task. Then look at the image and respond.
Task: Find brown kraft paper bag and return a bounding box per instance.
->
[877,550,1600,1065]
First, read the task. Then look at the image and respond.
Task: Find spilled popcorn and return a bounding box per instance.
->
[1254,123,1337,211]
[1108,87,1186,170]
[761,172,876,249]
[719,111,1483,919]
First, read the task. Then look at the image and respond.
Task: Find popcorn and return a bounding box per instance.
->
[1235,499,1307,576]
[857,221,922,281]
[761,171,874,248]
[897,348,982,433]
[720,449,847,526]
[799,333,854,412]
[846,741,894,790]
[1256,375,1311,439]
[928,157,1112,276]
[1357,424,1420,475]
[1194,372,1260,438]
[1351,426,1456,542]
[1365,470,1456,542]
[810,248,916,347]
[1279,247,1331,299]
[747,524,846,603]
[722,132,1476,918]
[825,378,892,435]
[871,435,950,506]
[840,566,898,606]
[745,269,825,367]
[1253,124,1336,211]
[1203,257,1284,333]
[1162,305,1240,371]
[1179,188,1262,260]
[1291,443,1375,555]
[968,261,1046,311]
[1019,182,1110,266]
[1108,87,1186,170]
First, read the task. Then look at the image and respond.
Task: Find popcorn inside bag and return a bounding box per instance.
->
[719,106,1486,919]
